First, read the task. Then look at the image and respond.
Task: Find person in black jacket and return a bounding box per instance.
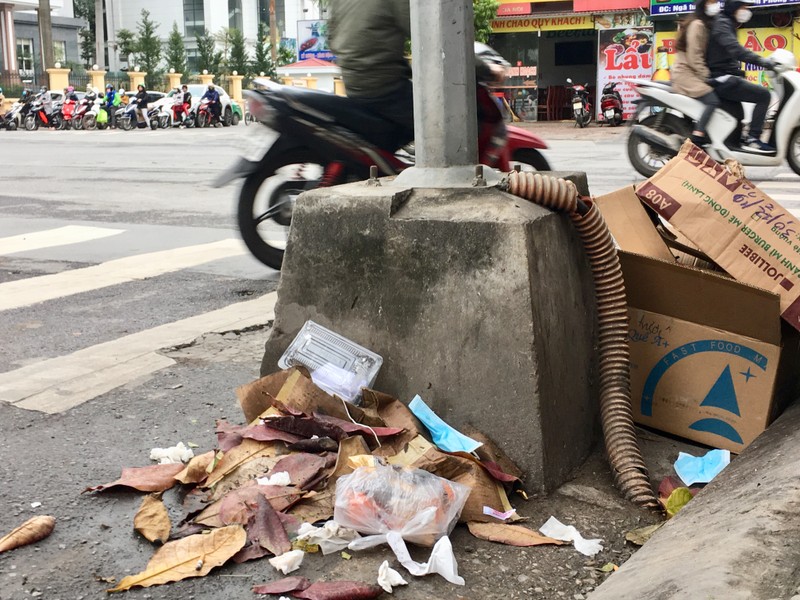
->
[706,0,777,153]
[134,84,149,128]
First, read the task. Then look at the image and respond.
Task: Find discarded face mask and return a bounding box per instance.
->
[674,449,730,487]
[408,395,482,454]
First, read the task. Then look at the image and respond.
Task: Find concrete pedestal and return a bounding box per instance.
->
[261,182,598,492]
[88,69,105,92]
[128,71,146,91]
[166,72,182,91]
[46,68,71,92]
[228,74,244,103]
[199,73,214,87]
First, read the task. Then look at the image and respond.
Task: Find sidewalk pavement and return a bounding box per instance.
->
[590,399,800,600]
[515,120,631,142]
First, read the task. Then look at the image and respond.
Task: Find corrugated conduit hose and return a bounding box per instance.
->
[506,171,659,510]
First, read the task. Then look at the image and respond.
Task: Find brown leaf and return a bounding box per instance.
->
[294,581,384,600]
[265,416,348,442]
[270,453,329,490]
[204,438,281,488]
[466,522,565,547]
[625,523,665,546]
[287,489,335,524]
[289,437,340,453]
[361,389,422,457]
[195,485,302,528]
[84,463,185,494]
[216,420,303,452]
[313,413,404,438]
[330,436,371,487]
[253,576,311,595]
[134,495,171,544]
[0,516,55,553]
[174,451,215,485]
[251,495,291,555]
[107,525,247,592]
[208,456,283,502]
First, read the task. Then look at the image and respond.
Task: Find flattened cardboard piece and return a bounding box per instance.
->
[460,424,524,481]
[361,389,423,457]
[636,142,800,331]
[593,186,675,261]
[628,305,780,452]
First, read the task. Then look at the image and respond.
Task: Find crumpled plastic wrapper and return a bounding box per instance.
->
[296,521,361,555]
[149,442,194,465]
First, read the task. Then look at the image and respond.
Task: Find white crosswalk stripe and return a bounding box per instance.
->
[0,238,248,312]
[0,225,275,414]
[0,225,123,254]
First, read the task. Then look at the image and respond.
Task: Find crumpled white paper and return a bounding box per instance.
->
[539,516,603,557]
[361,533,464,585]
[268,549,304,574]
[149,442,194,464]
[378,560,409,593]
[256,471,291,487]
[296,521,361,555]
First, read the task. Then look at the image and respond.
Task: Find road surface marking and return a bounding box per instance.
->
[0,225,124,255]
[0,238,247,312]
[0,291,278,414]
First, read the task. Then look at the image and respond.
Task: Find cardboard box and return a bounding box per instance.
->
[636,141,800,332]
[595,185,799,452]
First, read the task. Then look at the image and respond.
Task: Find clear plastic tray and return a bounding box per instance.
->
[278,320,383,404]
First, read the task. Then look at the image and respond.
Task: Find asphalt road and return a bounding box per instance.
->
[0,124,797,600]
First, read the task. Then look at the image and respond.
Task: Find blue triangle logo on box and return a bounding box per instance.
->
[699,365,741,417]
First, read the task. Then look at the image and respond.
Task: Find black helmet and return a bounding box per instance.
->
[106,84,113,90]
[723,0,754,16]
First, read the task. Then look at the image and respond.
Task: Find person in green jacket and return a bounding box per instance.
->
[328,0,413,151]
[103,84,122,129]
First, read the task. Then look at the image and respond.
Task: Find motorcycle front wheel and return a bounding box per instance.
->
[72,116,84,131]
[627,113,690,178]
[197,112,210,128]
[83,114,97,131]
[238,150,325,270]
[119,115,132,131]
[577,109,591,128]
[24,115,38,131]
[510,149,550,172]
[158,115,170,129]
[788,126,800,177]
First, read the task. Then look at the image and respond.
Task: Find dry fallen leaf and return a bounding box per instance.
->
[208,456,283,502]
[466,522,565,547]
[253,576,311,595]
[134,495,172,544]
[204,439,281,488]
[0,516,55,553]
[194,485,302,528]
[107,525,247,592]
[174,451,215,485]
[293,581,384,600]
[625,523,664,546]
[84,464,185,494]
[287,488,336,524]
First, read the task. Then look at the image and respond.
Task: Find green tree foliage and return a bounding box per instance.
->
[473,0,500,43]
[134,9,162,87]
[196,29,223,74]
[73,0,94,24]
[227,28,250,76]
[78,28,94,67]
[164,22,188,75]
[116,28,137,65]
[252,21,271,76]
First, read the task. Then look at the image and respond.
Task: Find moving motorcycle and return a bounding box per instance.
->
[627,49,800,177]
[567,78,592,128]
[196,98,221,128]
[599,81,623,127]
[214,44,551,270]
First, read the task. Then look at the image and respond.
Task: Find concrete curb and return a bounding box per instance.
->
[589,400,800,600]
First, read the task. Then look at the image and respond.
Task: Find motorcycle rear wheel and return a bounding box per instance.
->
[158,115,170,129]
[627,113,690,178]
[83,114,97,131]
[238,149,325,270]
[119,116,133,131]
[788,127,800,177]
[73,116,84,131]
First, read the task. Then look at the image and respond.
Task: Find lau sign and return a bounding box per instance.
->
[596,27,654,119]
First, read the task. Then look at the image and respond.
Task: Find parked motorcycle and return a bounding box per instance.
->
[71,92,99,131]
[599,81,623,127]
[23,95,54,131]
[627,49,800,177]
[214,44,551,270]
[117,100,139,131]
[567,78,592,128]
[1,100,25,130]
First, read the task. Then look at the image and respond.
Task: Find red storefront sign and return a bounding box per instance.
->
[497,3,533,16]
[573,0,648,10]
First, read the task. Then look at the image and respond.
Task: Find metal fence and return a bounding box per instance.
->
[1,70,46,96]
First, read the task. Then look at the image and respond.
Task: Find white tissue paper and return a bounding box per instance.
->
[268,549,304,574]
[378,560,409,593]
[149,442,195,464]
[381,532,464,585]
[539,516,603,557]
[296,521,361,555]
[256,471,292,487]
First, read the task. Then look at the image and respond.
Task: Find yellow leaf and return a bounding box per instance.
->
[134,495,171,544]
[174,452,215,485]
[108,525,247,592]
[665,487,693,518]
[466,522,565,547]
[204,439,280,488]
[0,516,55,553]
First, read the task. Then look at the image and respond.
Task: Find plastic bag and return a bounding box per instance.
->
[334,464,470,547]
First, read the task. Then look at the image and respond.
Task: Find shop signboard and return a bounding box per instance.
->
[654,27,794,87]
[651,0,800,16]
[490,15,595,32]
[596,26,654,119]
[297,20,334,61]
[594,13,651,29]
[497,2,533,15]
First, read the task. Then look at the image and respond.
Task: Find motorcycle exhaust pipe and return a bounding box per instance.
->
[631,124,682,154]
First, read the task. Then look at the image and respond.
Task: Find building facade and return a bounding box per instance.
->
[102,0,325,72]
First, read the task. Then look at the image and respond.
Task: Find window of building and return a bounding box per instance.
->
[228,0,243,31]
[16,38,34,73]
[184,0,205,37]
[258,0,285,33]
[53,40,67,65]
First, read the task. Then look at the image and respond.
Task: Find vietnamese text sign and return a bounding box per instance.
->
[596,27,653,119]
[490,15,594,32]
[297,20,334,61]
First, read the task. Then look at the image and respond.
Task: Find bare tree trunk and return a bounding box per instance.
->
[38,0,55,71]
[269,0,278,65]
[94,0,105,69]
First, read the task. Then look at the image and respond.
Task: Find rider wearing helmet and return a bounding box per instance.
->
[201,84,221,123]
[104,84,121,128]
[706,0,777,153]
